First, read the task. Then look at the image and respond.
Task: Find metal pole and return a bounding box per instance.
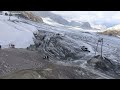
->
[101,38,103,57]
[95,42,99,55]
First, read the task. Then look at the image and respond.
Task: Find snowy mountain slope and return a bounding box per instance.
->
[91,24,107,30]
[0,15,38,48]
[0,11,120,63]
[1,13,120,61]
[42,17,65,27]
[30,11,94,30]
[30,11,70,25]
[24,16,120,62]
[26,11,108,31]
[1,12,120,78]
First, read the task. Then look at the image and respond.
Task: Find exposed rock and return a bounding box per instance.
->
[87,55,115,71]
[80,22,92,29]
[32,11,69,25]
[100,30,120,36]
[32,11,93,29]
[11,11,43,23]
[21,11,43,23]
[87,55,120,78]
[31,30,90,61]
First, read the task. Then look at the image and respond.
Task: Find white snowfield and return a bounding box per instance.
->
[0,15,38,48]
[42,17,64,27]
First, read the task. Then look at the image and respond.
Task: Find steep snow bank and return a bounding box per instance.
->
[0,15,38,48]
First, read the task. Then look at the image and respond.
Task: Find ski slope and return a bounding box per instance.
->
[0,15,38,48]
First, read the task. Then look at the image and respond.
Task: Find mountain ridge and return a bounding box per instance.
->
[31,11,93,29]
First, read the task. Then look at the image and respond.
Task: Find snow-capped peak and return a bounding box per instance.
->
[107,24,120,30]
[91,24,107,30]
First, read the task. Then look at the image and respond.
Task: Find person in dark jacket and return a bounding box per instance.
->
[43,56,49,60]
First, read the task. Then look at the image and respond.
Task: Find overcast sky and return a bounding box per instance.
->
[52,11,120,27]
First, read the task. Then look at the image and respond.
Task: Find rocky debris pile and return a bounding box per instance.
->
[30,30,91,61]
[87,55,115,71]
[87,55,120,78]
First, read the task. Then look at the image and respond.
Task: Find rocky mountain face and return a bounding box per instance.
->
[11,11,43,23]
[100,30,120,36]
[69,21,92,29]
[100,24,120,36]
[80,22,92,29]
[31,11,69,25]
[31,11,92,29]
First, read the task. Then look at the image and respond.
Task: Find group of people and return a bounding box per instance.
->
[0,44,15,49]
[9,44,15,48]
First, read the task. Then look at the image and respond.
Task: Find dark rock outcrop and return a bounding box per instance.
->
[87,55,120,78]
[87,55,115,71]
[80,22,92,29]
[31,30,90,61]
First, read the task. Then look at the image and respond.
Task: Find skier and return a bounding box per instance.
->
[0,45,1,49]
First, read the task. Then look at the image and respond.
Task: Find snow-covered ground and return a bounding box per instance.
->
[42,17,64,27]
[0,15,38,48]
